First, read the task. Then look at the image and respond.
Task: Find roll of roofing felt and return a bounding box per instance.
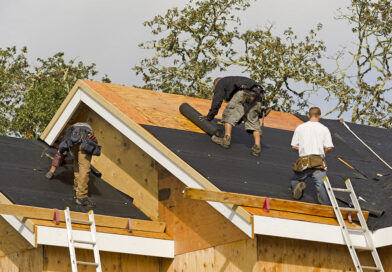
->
[179,103,223,137]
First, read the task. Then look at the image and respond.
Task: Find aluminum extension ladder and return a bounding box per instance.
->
[323,177,384,272]
[64,207,102,272]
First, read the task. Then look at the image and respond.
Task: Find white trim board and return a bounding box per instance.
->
[36,226,174,258]
[373,226,392,248]
[254,215,392,248]
[43,88,253,237]
[1,214,35,246]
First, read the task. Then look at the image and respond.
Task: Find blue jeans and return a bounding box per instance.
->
[290,169,330,204]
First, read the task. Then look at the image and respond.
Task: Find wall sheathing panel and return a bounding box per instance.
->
[379,246,392,272]
[157,165,248,255]
[164,239,257,272]
[43,246,163,272]
[257,235,376,271]
[0,247,43,272]
[71,104,159,220]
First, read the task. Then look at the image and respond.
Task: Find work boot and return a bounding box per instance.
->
[45,171,54,179]
[211,135,231,149]
[292,182,306,200]
[251,144,261,157]
[75,197,96,208]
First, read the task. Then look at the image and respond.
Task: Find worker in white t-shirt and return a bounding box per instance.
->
[290,107,334,204]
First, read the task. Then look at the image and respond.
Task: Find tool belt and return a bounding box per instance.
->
[293,155,327,173]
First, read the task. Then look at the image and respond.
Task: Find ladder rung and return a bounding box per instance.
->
[332,188,352,193]
[353,245,373,251]
[74,240,96,245]
[76,261,99,266]
[346,226,366,232]
[339,207,358,212]
[71,219,92,225]
[361,265,381,270]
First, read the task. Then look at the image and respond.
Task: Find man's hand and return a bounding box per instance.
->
[292,145,299,151]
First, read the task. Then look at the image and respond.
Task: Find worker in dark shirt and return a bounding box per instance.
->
[45,123,101,207]
[203,76,270,156]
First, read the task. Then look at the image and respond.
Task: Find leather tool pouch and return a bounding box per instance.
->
[293,155,326,173]
[241,91,256,105]
[81,138,101,156]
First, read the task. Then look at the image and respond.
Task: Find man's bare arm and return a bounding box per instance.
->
[292,146,299,151]
[324,147,333,154]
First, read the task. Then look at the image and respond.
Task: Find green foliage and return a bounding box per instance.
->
[332,0,392,128]
[135,0,342,113]
[0,46,29,135]
[236,24,341,112]
[0,47,109,139]
[134,0,252,98]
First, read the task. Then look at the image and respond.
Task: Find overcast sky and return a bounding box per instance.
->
[0,0,354,117]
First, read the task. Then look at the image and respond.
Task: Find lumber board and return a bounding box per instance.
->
[243,206,362,228]
[30,219,172,240]
[183,187,369,222]
[0,203,165,233]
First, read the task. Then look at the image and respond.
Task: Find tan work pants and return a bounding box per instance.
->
[71,144,92,199]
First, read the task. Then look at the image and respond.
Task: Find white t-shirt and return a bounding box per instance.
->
[291,121,334,157]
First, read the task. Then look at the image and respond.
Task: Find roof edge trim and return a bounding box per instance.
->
[1,214,35,246]
[41,83,253,237]
[254,215,392,248]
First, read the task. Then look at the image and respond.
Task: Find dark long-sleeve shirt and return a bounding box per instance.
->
[206,76,259,120]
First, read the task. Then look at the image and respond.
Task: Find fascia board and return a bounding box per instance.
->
[253,215,368,247]
[254,215,392,249]
[373,226,392,248]
[42,87,253,238]
[1,214,35,246]
[36,225,174,258]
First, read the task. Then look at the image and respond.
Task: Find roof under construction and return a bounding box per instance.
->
[39,80,392,236]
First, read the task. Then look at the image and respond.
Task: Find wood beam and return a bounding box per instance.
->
[0,203,165,233]
[183,187,369,221]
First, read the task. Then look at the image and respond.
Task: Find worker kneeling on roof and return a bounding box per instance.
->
[45,123,101,208]
[202,76,271,157]
[290,107,334,204]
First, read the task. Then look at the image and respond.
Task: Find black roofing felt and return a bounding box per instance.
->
[0,136,149,220]
[143,119,392,230]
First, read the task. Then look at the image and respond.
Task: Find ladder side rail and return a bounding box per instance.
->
[345,180,385,272]
[65,208,78,272]
[324,177,363,271]
[89,210,102,272]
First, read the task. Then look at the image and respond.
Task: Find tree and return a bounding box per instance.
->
[134,0,252,98]
[0,46,29,135]
[135,0,342,113]
[331,0,392,128]
[0,47,108,139]
[232,24,342,112]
